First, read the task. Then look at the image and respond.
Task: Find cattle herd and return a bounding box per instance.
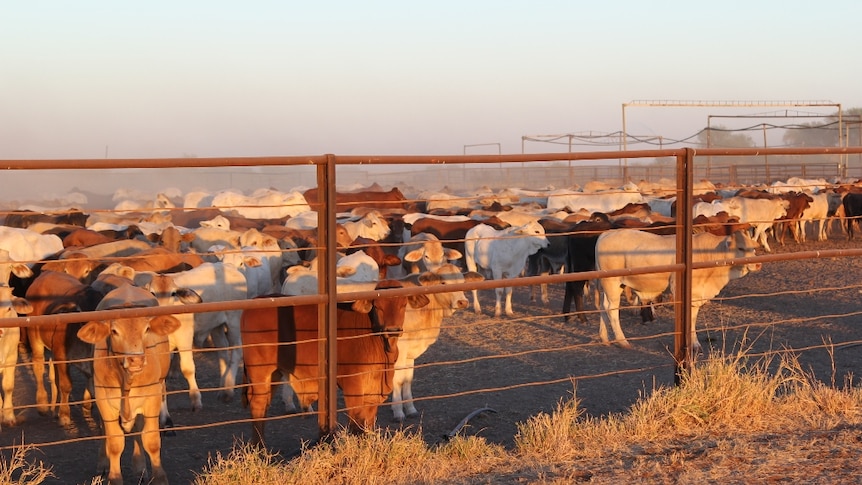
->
[1,176,862,483]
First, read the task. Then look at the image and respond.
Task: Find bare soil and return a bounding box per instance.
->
[2,233,862,484]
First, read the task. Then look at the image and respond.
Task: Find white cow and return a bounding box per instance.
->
[0,286,32,429]
[595,229,761,353]
[113,192,176,215]
[340,210,391,242]
[798,192,830,242]
[211,188,311,219]
[281,251,380,296]
[546,186,644,214]
[391,264,483,421]
[464,220,549,317]
[722,196,789,252]
[139,262,248,406]
[398,232,463,276]
[0,226,64,267]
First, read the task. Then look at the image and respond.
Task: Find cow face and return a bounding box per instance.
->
[0,286,33,319]
[78,315,181,374]
[729,231,762,277]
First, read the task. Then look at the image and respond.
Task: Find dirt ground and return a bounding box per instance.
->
[2,232,861,484]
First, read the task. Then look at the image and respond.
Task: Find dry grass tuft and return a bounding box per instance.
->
[9,347,862,484]
[195,429,508,485]
[0,441,54,485]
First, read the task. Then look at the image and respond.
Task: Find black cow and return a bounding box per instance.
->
[843,192,862,240]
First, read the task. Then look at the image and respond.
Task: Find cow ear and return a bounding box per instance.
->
[443,248,463,260]
[383,255,402,267]
[464,271,485,283]
[150,315,182,336]
[404,248,424,263]
[77,322,110,344]
[176,288,203,305]
[337,266,357,278]
[12,297,33,315]
[351,299,373,313]
[408,294,430,309]
[11,263,33,279]
[243,256,263,268]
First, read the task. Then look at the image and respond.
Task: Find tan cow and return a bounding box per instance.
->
[0,286,32,429]
[77,284,181,485]
[595,229,761,353]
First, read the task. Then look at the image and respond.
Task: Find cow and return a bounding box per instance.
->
[211,188,311,219]
[24,270,103,428]
[240,280,429,445]
[302,186,409,212]
[527,217,590,306]
[76,283,181,485]
[0,249,33,287]
[346,237,403,280]
[774,192,813,245]
[395,232,462,277]
[594,229,761,353]
[140,262,248,407]
[390,265,483,421]
[464,220,549,317]
[2,209,88,229]
[546,185,644,214]
[0,286,33,429]
[843,192,862,240]
[340,210,391,242]
[561,218,615,324]
[408,215,510,270]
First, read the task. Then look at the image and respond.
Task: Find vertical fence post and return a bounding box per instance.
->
[317,154,339,436]
[674,148,695,384]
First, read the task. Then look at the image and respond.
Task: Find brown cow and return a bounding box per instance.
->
[345,237,402,279]
[25,270,103,427]
[302,186,408,212]
[241,280,429,445]
[408,215,510,268]
[77,284,181,485]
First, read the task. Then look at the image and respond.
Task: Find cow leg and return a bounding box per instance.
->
[101,419,126,485]
[400,364,418,418]
[170,324,202,411]
[27,334,51,416]
[465,254,483,315]
[53,358,74,428]
[217,317,243,403]
[140,412,168,485]
[0,347,17,428]
[562,280,588,324]
[280,378,298,414]
[391,357,417,422]
[598,278,630,348]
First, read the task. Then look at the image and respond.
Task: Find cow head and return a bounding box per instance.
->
[77,284,181,375]
[416,264,484,315]
[0,285,33,319]
[728,231,762,277]
[351,280,429,354]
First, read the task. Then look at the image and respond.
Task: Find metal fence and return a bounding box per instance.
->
[1,146,862,482]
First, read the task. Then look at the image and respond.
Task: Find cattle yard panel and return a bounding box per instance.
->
[1,146,862,468]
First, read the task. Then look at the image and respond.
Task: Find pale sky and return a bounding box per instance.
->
[2,1,860,159]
